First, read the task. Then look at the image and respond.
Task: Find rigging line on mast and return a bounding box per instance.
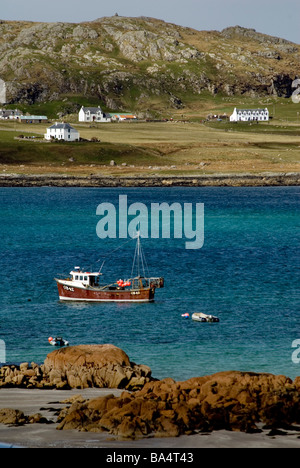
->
[140,243,150,277]
[131,233,139,278]
[87,236,136,271]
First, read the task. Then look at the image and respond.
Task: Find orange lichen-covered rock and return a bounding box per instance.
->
[57,371,300,439]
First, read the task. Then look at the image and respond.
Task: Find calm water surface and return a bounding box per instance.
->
[0,186,299,380]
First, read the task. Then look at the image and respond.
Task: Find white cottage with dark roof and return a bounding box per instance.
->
[230,108,269,122]
[44,123,80,141]
[79,106,111,123]
[0,109,22,120]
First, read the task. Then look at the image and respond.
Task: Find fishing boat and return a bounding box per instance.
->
[55,232,164,303]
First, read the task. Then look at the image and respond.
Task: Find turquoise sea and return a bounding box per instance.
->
[0,186,299,381]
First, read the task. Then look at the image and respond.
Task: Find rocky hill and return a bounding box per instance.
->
[0,16,299,114]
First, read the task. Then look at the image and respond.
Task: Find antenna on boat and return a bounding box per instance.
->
[98,260,105,274]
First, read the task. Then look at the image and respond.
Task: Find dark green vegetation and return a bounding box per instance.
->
[0,130,163,167]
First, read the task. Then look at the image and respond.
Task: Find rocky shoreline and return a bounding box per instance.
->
[0,345,153,392]
[0,172,299,187]
[1,345,300,442]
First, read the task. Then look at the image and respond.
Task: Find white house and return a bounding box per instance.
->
[230,108,269,122]
[0,109,22,120]
[44,123,80,141]
[79,106,111,123]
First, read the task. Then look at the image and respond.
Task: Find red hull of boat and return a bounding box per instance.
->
[56,282,155,302]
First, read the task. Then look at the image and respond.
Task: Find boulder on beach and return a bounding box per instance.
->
[57,370,300,439]
[0,408,27,426]
[0,344,153,390]
[43,344,153,390]
[1,346,300,439]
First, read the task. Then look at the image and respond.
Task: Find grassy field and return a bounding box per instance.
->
[0,97,299,177]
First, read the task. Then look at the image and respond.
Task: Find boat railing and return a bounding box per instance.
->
[79,275,164,291]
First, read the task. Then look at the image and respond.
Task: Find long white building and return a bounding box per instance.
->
[230,108,269,122]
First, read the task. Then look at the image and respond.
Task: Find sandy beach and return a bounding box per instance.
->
[1,388,300,448]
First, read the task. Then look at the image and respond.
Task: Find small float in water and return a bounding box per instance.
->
[192,313,219,323]
[48,337,69,347]
[181,313,190,319]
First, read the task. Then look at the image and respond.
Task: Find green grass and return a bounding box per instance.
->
[0,130,163,166]
[205,121,300,136]
[4,95,110,120]
[0,95,299,176]
[216,97,300,123]
[4,90,300,123]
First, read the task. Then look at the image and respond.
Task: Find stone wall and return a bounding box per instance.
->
[0,173,299,188]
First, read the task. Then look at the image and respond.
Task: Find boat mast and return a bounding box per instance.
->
[137,229,140,277]
[131,228,148,278]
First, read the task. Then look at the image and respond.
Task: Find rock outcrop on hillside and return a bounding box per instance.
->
[0,16,299,112]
